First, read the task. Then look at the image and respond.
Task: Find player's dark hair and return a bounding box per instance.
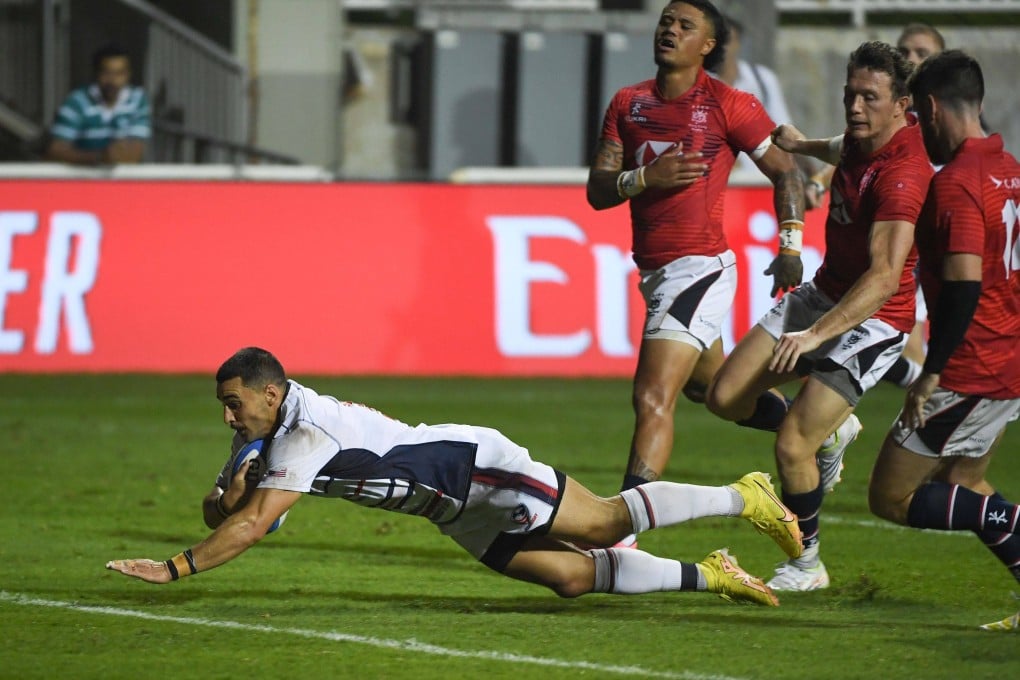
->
[908,49,984,113]
[91,43,131,72]
[216,347,287,389]
[665,0,729,72]
[847,41,913,100]
[896,23,945,52]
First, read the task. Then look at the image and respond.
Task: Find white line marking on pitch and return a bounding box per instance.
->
[825,514,967,536]
[0,591,746,680]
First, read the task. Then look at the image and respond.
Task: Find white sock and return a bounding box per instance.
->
[792,542,821,569]
[620,482,742,533]
[591,548,689,594]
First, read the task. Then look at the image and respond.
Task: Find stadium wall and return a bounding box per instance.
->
[0,179,826,376]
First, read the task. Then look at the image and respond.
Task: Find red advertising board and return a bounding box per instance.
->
[0,180,826,375]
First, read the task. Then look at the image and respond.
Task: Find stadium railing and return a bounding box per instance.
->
[776,0,1018,28]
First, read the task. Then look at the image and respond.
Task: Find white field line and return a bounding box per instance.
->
[0,590,746,680]
[825,513,968,536]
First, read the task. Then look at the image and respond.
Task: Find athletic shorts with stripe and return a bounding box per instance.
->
[889,390,1020,458]
[757,281,907,407]
[639,250,737,350]
[437,427,566,571]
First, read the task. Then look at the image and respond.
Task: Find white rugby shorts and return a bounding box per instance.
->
[639,250,737,350]
[758,281,907,406]
[438,426,565,568]
[890,390,1020,459]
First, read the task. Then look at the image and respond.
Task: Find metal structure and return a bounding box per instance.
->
[776,0,1020,28]
[0,0,297,163]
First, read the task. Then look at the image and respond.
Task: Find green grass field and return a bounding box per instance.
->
[1,374,1017,679]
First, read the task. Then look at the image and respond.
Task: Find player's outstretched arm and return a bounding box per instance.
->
[771,125,844,166]
[106,488,302,584]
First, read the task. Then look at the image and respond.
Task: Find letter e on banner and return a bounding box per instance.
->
[0,212,36,353]
[35,212,102,354]
[487,216,591,357]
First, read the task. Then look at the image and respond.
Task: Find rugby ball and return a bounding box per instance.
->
[231,439,287,533]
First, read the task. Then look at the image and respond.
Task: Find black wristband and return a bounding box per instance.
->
[183,549,198,575]
[923,280,981,374]
[165,558,180,581]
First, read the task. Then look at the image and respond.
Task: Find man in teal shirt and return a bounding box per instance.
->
[45,43,151,165]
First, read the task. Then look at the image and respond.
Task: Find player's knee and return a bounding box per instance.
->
[773,431,809,468]
[704,379,738,420]
[632,383,673,420]
[867,484,907,525]
[550,574,591,599]
[536,561,594,598]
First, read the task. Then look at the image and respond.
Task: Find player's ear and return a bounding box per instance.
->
[701,37,716,57]
[894,93,911,118]
[264,383,281,407]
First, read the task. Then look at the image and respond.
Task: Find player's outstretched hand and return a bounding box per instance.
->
[106,558,172,584]
[643,142,707,190]
[771,125,806,154]
[900,372,939,430]
[764,254,803,297]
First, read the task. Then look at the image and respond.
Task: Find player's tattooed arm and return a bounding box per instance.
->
[774,166,806,227]
[587,137,628,210]
[764,164,806,295]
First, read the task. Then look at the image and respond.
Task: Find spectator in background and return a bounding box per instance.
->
[895,22,945,66]
[44,43,150,165]
[713,16,791,127]
[712,15,822,183]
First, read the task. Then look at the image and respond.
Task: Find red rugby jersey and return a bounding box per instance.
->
[600,69,775,269]
[915,134,1020,398]
[813,119,933,333]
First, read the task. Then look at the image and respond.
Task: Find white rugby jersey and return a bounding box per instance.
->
[223,380,490,524]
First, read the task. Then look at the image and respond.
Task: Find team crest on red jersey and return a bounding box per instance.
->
[691,106,709,131]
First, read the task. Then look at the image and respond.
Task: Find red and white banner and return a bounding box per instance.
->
[0,180,825,375]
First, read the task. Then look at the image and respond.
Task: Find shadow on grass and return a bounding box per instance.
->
[107,528,477,566]
[74,587,803,624]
